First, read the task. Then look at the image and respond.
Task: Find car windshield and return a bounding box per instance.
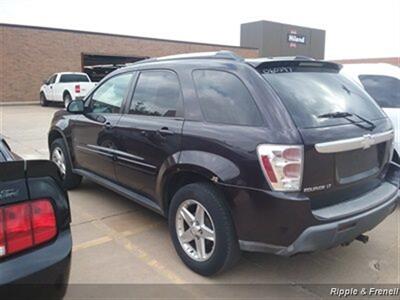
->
[260,65,385,129]
[0,140,8,162]
[359,75,400,108]
[59,74,90,83]
[0,152,5,162]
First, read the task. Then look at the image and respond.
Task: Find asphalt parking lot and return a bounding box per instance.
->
[0,104,399,296]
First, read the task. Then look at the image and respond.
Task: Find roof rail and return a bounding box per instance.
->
[131,50,244,65]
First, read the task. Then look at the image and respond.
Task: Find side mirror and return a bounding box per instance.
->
[67,100,85,114]
[43,80,48,85]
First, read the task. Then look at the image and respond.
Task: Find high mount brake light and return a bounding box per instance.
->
[0,199,57,258]
[257,145,303,191]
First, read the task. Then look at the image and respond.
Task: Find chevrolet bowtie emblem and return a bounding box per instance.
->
[361,134,374,149]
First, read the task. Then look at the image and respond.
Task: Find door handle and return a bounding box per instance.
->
[158,127,174,136]
[104,122,113,130]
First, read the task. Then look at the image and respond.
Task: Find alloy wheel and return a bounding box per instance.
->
[52,147,66,178]
[175,199,216,262]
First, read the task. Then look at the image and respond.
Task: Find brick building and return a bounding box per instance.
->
[0,23,259,103]
[2,22,396,104]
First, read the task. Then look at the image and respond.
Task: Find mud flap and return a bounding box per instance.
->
[386,162,400,188]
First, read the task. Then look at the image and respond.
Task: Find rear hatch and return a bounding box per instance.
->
[255,60,394,209]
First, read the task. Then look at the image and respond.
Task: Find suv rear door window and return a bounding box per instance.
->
[359,75,400,108]
[259,63,385,128]
[89,73,133,113]
[193,70,262,126]
[129,70,182,117]
[59,74,90,83]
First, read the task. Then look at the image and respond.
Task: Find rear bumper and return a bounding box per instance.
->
[228,162,400,255]
[0,229,72,285]
[239,189,398,255]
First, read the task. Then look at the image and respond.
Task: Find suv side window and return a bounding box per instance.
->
[129,70,182,117]
[89,73,133,114]
[192,70,262,126]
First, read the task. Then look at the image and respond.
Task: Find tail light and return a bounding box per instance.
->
[75,84,80,93]
[257,144,303,191]
[0,211,5,257]
[0,199,57,258]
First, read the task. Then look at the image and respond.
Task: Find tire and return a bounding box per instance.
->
[50,138,82,190]
[392,150,400,164]
[40,92,49,107]
[63,92,72,108]
[168,182,240,276]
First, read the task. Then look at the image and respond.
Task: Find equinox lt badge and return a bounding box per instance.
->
[304,184,332,193]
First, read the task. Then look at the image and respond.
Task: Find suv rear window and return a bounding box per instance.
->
[193,70,262,126]
[59,74,90,83]
[259,63,385,129]
[359,75,400,108]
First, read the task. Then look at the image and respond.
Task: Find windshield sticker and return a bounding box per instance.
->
[261,67,293,74]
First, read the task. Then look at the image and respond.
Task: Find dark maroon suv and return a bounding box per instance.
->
[48,51,399,276]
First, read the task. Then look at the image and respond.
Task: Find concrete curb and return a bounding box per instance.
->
[0,101,39,106]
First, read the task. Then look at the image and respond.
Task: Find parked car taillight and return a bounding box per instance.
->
[0,211,5,257]
[257,145,303,191]
[0,199,57,258]
[75,84,80,93]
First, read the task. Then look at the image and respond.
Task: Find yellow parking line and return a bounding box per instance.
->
[72,222,163,253]
[91,220,187,284]
[122,239,185,284]
[71,213,186,284]
[120,221,163,237]
[72,236,113,252]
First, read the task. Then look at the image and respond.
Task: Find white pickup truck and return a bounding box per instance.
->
[40,72,96,107]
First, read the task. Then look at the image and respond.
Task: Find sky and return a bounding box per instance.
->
[0,0,399,60]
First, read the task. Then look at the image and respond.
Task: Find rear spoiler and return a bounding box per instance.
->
[248,60,342,73]
[0,160,62,183]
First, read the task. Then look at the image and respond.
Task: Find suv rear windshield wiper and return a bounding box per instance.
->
[318,111,376,131]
